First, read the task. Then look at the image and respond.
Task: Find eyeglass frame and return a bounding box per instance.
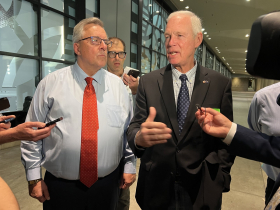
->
[78,36,112,47]
[108,51,127,59]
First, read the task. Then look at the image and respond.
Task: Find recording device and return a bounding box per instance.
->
[39,117,63,129]
[0,97,10,111]
[0,117,15,124]
[127,69,140,78]
[246,11,280,80]
[196,104,202,111]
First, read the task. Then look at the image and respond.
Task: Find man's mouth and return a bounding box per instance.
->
[169,52,178,56]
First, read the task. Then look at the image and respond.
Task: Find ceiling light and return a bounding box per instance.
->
[156,11,159,13]
[208,38,211,40]
[233,72,235,73]
[246,0,250,1]
[206,35,209,37]
[202,28,205,31]
[245,50,247,52]
[149,4,152,6]
[180,0,184,1]
[185,6,189,9]
[215,47,218,48]
[245,59,247,60]
[227,63,229,65]
[245,34,249,37]
[204,32,207,34]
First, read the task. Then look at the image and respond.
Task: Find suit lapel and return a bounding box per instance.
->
[158,64,180,142]
[179,65,210,142]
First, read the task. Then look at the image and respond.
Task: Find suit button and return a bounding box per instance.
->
[176,149,180,153]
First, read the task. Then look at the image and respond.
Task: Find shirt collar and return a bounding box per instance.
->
[73,62,103,85]
[171,60,198,82]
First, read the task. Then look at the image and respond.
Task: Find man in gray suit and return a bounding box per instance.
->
[127,10,234,210]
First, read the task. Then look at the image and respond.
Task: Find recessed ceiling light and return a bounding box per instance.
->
[185,6,189,9]
[245,68,246,69]
[218,52,221,53]
[245,50,247,52]
[180,0,184,1]
[208,38,211,40]
[246,0,250,1]
[156,11,159,13]
[245,34,249,37]
[204,32,207,34]
[202,28,205,31]
[206,35,209,37]
[215,47,218,48]
[227,63,229,65]
[245,59,247,60]
[149,4,152,6]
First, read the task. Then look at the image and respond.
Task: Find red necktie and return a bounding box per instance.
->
[80,77,99,188]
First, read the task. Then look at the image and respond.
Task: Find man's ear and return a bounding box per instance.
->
[194,32,203,48]
[73,43,81,56]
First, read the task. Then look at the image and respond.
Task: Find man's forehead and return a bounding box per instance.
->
[109,39,124,50]
[83,24,107,38]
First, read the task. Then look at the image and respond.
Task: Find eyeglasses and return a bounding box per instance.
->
[78,36,112,47]
[108,51,127,59]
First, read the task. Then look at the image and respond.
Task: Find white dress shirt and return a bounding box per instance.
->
[21,62,136,181]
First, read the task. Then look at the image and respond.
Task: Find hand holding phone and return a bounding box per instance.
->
[127,69,140,78]
[0,117,15,124]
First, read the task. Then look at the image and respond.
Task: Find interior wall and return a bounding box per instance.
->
[232,78,249,91]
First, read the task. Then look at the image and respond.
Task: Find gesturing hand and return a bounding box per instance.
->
[135,107,172,148]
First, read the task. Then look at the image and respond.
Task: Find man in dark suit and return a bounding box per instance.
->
[195,107,280,209]
[127,11,235,210]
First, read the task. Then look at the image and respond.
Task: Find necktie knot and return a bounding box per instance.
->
[179,74,188,82]
[85,77,93,85]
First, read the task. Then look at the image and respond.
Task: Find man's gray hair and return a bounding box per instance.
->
[72,17,104,44]
[167,11,202,37]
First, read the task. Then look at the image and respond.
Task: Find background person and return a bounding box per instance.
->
[107,37,138,210]
[127,10,235,210]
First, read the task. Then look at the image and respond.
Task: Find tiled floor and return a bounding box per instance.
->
[0,91,268,209]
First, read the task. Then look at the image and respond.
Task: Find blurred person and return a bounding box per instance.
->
[21,17,136,210]
[127,11,234,210]
[107,37,138,210]
[247,82,280,205]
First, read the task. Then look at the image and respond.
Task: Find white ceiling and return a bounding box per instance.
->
[170,0,280,76]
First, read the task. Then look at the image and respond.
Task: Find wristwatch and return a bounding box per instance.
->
[28,178,42,186]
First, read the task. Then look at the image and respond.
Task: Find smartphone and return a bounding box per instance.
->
[39,117,63,129]
[127,69,140,78]
[0,97,10,111]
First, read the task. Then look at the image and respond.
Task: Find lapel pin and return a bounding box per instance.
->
[203,80,209,83]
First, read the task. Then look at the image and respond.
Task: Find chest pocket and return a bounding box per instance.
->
[106,105,125,128]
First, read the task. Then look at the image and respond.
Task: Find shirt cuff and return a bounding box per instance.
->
[134,135,146,150]
[124,161,136,174]
[26,167,42,181]
[223,122,237,145]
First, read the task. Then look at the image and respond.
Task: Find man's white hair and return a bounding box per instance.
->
[167,10,203,37]
[72,17,104,44]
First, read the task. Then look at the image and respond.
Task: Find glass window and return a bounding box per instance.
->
[215,59,221,72]
[142,0,152,22]
[142,20,152,48]
[41,9,75,62]
[161,32,166,54]
[141,48,151,73]
[151,52,160,71]
[42,61,69,78]
[86,0,98,18]
[130,43,138,69]
[41,0,76,17]
[152,2,161,29]
[195,44,203,65]
[205,49,214,69]
[132,1,138,15]
[0,0,38,56]
[152,28,160,51]
[0,55,38,112]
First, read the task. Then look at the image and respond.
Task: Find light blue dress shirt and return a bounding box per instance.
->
[248,82,280,181]
[21,63,136,181]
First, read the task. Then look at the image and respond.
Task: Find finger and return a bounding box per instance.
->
[38,196,46,203]
[201,107,219,115]
[129,75,136,81]
[146,107,156,122]
[25,121,46,129]
[43,187,50,201]
[142,127,172,136]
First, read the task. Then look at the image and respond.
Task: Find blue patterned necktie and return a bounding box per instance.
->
[177,74,190,134]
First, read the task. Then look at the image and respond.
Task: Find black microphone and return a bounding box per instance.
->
[276,94,280,106]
